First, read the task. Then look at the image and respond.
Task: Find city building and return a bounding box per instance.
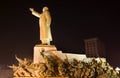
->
[84,37,106,57]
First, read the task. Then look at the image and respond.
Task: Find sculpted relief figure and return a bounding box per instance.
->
[30,6,52,45]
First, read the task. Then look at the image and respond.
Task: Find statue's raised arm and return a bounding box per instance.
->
[29,8,41,18]
[30,6,52,45]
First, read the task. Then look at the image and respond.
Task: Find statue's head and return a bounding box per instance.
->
[43,6,49,12]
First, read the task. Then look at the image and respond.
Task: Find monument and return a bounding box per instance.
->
[29,6,66,64]
[9,6,119,78]
[30,6,52,45]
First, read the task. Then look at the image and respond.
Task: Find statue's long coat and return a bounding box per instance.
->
[39,10,52,41]
[31,9,52,42]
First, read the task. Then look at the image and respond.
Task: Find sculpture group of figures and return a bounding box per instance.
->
[9,52,119,78]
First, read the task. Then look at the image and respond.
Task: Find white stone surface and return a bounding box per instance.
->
[52,51,67,61]
[64,53,87,61]
[33,45,57,64]
[33,45,106,64]
[33,45,88,64]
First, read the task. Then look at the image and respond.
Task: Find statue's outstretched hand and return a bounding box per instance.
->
[29,8,34,12]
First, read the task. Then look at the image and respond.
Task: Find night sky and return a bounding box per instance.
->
[0,0,120,68]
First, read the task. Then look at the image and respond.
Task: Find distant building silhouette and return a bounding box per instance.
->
[0,69,13,78]
[84,37,106,57]
[0,64,13,78]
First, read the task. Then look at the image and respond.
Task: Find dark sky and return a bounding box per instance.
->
[0,0,120,67]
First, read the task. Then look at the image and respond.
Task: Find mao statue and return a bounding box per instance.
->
[30,6,52,45]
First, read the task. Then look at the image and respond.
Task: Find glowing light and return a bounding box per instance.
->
[115,67,120,71]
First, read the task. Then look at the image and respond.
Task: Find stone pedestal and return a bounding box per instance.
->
[33,44,67,64]
[33,44,57,64]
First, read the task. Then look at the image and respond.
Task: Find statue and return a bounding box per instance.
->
[29,6,52,45]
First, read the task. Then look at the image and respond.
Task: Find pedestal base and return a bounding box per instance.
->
[33,44,57,64]
[33,44,66,64]
[35,44,57,51]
